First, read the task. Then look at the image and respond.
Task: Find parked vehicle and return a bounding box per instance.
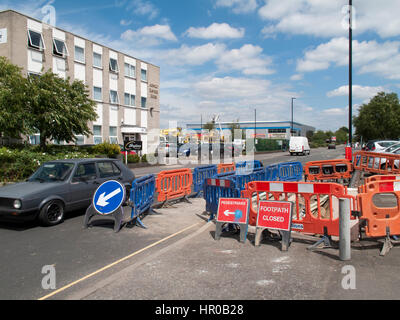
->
[154,142,183,157]
[289,137,310,156]
[328,143,336,149]
[0,159,135,226]
[370,145,400,169]
[364,140,398,152]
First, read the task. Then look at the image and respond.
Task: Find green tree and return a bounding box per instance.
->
[26,70,97,149]
[0,57,29,138]
[353,92,400,141]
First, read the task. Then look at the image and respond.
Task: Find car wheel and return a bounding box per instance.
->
[38,200,65,226]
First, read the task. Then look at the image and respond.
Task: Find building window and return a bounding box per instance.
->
[124,63,135,78]
[110,90,119,104]
[74,46,85,63]
[93,87,102,101]
[29,134,40,145]
[53,38,69,58]
[141,69,147,82]
[93,52,102,68]
[141,97,147,108]
[75,135,84,145]
[27,30,45,51]
[268,129,286,134]
[109,126,118,144]
[124,93,136,107]
[93,125,102,144]
[109,58,119,73]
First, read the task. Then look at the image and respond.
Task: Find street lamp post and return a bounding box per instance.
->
[349,0,353,146]
[291,98,296,136]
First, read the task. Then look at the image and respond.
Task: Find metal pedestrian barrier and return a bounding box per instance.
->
[192,165,218,195]
[129,174,157,228]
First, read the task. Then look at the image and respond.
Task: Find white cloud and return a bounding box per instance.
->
[162,43,227,66]
[290,74,303,81]
[215,0,258,14]
[296,37,400,80]
[216,44,275,75]
[258,0,400,38]
[327,85,386,100]
[121,24,177,46]
[120,19,132,26]
[127,0,159,20]
[185,23,245,39]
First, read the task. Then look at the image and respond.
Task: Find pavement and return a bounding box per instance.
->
[43,196,400,301]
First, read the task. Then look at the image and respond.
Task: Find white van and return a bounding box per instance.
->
[289,136,310,156]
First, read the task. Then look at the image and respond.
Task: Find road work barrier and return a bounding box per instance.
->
[192,165,218,195]
[304,159,352,182]
[242,181,357,249]
[217,163,235,174]
[278,162,303,182]
[156,168,193,204]
[356,180,400,255]
[236,160,263,174]
[203,178,241,220]
[265,164,279,181]
[129,174,156,228]
[353,151,400,175]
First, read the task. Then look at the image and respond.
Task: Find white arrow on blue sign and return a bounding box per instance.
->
[92,180,126,215]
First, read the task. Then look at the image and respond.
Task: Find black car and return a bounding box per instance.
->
[0,158,135,226]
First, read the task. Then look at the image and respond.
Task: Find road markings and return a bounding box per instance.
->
[38,222,202,300]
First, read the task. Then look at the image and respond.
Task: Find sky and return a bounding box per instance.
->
[2,0,400,131]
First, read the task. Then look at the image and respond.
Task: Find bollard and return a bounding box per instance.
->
[339,198,351,261]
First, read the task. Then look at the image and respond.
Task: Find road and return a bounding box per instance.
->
[0,146,345,300]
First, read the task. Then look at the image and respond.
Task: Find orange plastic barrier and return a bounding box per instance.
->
[357,180,400,238]
[217,163,235,174]
[353,151,400,175]
[242,181,357,238]
[156,169,193,202]
[359,175,400,193]
[304,159,352,182]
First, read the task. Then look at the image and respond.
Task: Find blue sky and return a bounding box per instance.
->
[2,0,400,131]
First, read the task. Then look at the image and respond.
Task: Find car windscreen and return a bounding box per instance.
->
[28,162,75,182]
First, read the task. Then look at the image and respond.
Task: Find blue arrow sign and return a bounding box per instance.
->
[93,180,125,215]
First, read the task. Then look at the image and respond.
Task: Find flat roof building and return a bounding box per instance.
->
[0,10,160,154]
[186,120,315,140]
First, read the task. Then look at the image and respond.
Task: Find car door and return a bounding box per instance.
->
[96,161,123,184]
[69,162,100,210]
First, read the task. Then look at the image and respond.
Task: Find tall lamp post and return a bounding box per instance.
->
[291,98,296,136]
[349,0,353,145]
[254,108,257,150]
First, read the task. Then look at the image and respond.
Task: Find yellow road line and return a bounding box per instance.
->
[38,222,202,300]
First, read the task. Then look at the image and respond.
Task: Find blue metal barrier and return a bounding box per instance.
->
[192,165,218,194]
[129,174,156,228]
[278,162,303,181]
[203,178,241,220]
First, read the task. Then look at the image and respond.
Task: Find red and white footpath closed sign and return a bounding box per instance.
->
[257,201,293,231]
[217,198,249,224]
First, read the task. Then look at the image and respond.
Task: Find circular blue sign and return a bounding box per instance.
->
[93,180,125,215]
